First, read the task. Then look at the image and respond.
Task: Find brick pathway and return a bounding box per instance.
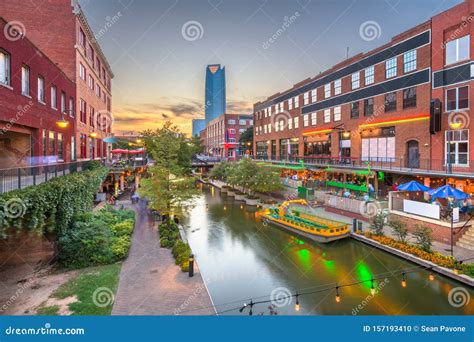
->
[112,201,215,315]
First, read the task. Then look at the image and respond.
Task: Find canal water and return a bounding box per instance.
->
[183,184,474,315]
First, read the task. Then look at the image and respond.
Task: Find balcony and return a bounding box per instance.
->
[0,160,96,194]
[253,156,474,178]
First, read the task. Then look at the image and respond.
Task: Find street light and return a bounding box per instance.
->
[56,114,69,128]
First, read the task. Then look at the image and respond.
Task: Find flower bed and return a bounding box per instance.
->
[358,232,473,277]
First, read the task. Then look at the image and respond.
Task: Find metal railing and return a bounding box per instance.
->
[253,156,474,176]
[0,160,94,194]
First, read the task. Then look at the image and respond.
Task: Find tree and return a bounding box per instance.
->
[209,161,231,182]
[234,158,259,193]
[413,225,432,252]
[239,127,253,154]
[250,166,283,195]
[139,121,200,218]
[388,219,408,243]
[370,211,386,236]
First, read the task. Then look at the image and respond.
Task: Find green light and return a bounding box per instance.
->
[322,260,336,274]
[356,261,373,289]
[296,249,311,271]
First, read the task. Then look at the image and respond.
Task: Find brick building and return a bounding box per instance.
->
[1,0,114,161]
[253,0,474,193]
[0,17,75,168]
[204,114,253,159]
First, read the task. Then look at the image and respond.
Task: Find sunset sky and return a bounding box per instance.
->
[80,0,460,136]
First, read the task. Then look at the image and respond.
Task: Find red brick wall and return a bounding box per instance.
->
[0,18,75,166]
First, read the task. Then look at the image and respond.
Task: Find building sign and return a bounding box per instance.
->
[452,207,460,223]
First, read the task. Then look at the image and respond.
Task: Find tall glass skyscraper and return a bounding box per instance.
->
[205,64,226,123]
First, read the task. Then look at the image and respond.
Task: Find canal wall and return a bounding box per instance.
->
[351,233,474,287]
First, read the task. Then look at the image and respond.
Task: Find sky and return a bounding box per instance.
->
[79,0,461,136]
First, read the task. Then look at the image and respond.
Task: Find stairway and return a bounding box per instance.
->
[456,226,474,250]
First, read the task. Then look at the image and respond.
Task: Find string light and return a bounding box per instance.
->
[223,205,227,210]
[335,286,341,303]
[428,269,435,281]
[294,294,300,311]
[401,272,407,288]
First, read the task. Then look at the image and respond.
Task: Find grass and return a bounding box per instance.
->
[36,264,121,316]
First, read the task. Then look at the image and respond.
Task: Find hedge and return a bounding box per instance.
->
[0,162,108,238]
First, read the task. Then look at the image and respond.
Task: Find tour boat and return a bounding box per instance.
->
[260,199,350,243]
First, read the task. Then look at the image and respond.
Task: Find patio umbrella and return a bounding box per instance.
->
[397,180,431,192]
[111,149,129,154]
[428,185,470,200]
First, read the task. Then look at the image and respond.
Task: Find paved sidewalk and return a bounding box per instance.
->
[112,201,215,315]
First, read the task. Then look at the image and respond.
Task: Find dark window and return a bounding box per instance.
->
[350,102,359,118]
[458,86,469,109]
[446,86,469,111]
[364,98,374,116]
[385,92,397,112]
[403,87,417,108]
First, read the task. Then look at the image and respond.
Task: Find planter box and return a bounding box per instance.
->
[245,197,260,206]
[234,194,245,201]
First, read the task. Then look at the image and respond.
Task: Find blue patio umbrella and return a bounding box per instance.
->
[428,185,470,200]
[103,137,118,143]
[397,180,431,192]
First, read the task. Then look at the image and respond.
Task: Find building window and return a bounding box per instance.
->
[365,65,374,85]
[324,83,331,98]
[80,99,87,123]
[333,106,341,121]
[71,136,76,161]
[51,85,57,109]
[445,35,470,65]
[294,117,299,128]
[445,129,469,166]
[403,49,417,73]
[351,101,359,118]
[351,73,360,89]
[239,119,246,125]
[88,75,94,90]
[0,50,10,85]
[361,135,396,162]
[274,104,278,113]
[60,92,66,113]
[69,97,74,116]
[37,76,45,102]
[96,85,101,98]
[49,131,55,155]
[79,63,86,80]
[311,112,317,125]
[403,87,417,108]
[42,130,47,156]
[324,109,331,123]
[384,92,397,112]
[294,96,299,108]
[311,89,317,102]
[303,114,309,127]
[446,86,469,111]
[21,65,30,95]
[304,92,309,105]
[89,106,95,127]
[288,98,293,110]
[364,98,374,116]
[334,79,342,95]
[279,102,284,112]
[58,133,63,161]
[79,28,86,47]
[228,119,236,124]
[385,57,397,79]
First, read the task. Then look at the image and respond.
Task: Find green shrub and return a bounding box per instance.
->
[413,225,433,252]
[388,219,408,243]
[58,208,135,269]
[111,235,132,260]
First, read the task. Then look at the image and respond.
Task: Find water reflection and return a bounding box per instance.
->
[183,185,474,315]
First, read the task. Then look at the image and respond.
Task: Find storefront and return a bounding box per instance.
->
[279,138,299,160]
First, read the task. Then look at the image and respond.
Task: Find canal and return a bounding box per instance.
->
[183,184,474,315]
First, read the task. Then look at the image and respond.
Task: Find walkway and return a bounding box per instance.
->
[112,200,215,315]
